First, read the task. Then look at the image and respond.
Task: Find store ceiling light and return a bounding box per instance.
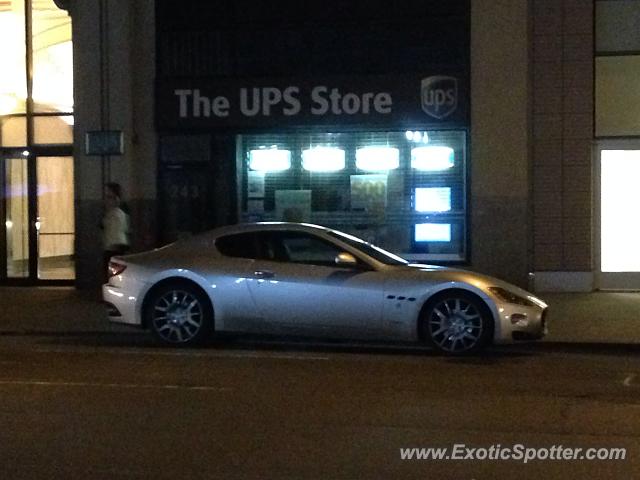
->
[411,146,454,171]
[355,146,399,171]
[249,148,291,172]
[302,147,345,172]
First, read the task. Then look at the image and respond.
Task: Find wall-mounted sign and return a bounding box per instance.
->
[85,130,124,156]
[156,73,468,129]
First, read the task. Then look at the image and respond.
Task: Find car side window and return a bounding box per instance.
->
[215,232,278,260]
[215,233,259,259]
[274,232,348,267]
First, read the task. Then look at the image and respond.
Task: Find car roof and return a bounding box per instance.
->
[203,222,332,240]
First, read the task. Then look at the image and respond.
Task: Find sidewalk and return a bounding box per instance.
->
[0,287,127,335]
[0,287,638,344]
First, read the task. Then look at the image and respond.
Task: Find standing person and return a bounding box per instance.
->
[102,182,130,278]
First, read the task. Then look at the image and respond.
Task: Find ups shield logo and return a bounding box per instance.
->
[421,76,458,120]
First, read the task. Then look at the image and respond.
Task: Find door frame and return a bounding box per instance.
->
[0,145,74,286]
[594,139,640,290]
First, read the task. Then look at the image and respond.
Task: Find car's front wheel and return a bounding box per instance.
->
[421,291,493,355]
[145,282,213,346]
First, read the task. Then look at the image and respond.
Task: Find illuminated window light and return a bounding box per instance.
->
[601,150,640,272]
[415,223,451,242]
[355,147,399,171]
[411,146,454,171]
[415,187,451,212]
[0,94,19,116]
[249,148,291,172]
[302,147,345,172]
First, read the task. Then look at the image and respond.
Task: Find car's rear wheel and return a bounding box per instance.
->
[421,292,493,355]
[145,282,213,346]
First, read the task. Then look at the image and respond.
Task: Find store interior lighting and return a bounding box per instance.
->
[411,146,454,171]
[355,146,400,171]
[302,147,345,172]
[248,148,291,172]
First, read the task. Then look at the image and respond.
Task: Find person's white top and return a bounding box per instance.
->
[103,206,130,250]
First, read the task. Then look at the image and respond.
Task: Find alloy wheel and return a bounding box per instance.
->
[427,297,484,353]
[151,289,204,344]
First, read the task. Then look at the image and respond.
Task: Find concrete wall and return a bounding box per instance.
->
[531,0,594,292]
[70,0,156,288]
[470,0,531,288]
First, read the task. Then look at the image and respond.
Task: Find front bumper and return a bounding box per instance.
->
[493,303,548,344]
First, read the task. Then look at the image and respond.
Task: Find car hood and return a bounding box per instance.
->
[393,263,542,301]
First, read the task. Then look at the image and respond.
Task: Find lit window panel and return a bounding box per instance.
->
[414,187,451,212]
[415,223,451,242]
[355,146,399,171]
[249,148,291,172]
[411,146,454,171]
[302,147,345,172]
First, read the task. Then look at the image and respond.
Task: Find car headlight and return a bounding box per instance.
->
[488,287,537,307]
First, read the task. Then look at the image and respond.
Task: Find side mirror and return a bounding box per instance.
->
[335,252,358,267]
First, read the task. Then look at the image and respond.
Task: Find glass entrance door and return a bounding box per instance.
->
[1,153,74,282]
[598,142,640,289]
[37,156,75,280]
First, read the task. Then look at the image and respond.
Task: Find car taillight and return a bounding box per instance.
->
[108,261,127,278]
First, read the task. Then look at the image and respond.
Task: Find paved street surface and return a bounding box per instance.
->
[0,332,638,479]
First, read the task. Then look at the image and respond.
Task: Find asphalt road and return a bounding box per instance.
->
[0,333,638,480]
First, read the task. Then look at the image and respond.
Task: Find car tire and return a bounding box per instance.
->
[421,291,493,355]
[144,282,213,347]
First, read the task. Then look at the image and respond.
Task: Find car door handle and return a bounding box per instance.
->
[254,270,275,279]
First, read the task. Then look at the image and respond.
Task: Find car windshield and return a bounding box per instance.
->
[326,230,409,266]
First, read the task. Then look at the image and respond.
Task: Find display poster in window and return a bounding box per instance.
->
[247,171,265,198]
[275,190,311,223]
[350,174,388,222]
[247,199,264,215]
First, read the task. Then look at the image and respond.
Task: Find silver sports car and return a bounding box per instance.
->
[103,222,547,355]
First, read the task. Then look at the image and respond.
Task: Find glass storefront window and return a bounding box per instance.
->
[1,1,74,282]
[239,130,467,262]
[32,0,73,113]
[0,0,27,116]
[0,116,27,147]
[34,115,73,144]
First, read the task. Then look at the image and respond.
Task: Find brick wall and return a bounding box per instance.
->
[532,0,593,273]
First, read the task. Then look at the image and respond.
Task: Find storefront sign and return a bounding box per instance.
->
[85,130,123,156]
[156,73,468,129]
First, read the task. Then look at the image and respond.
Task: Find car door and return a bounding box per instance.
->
[246,230,386,337]
[213,231,275,333]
